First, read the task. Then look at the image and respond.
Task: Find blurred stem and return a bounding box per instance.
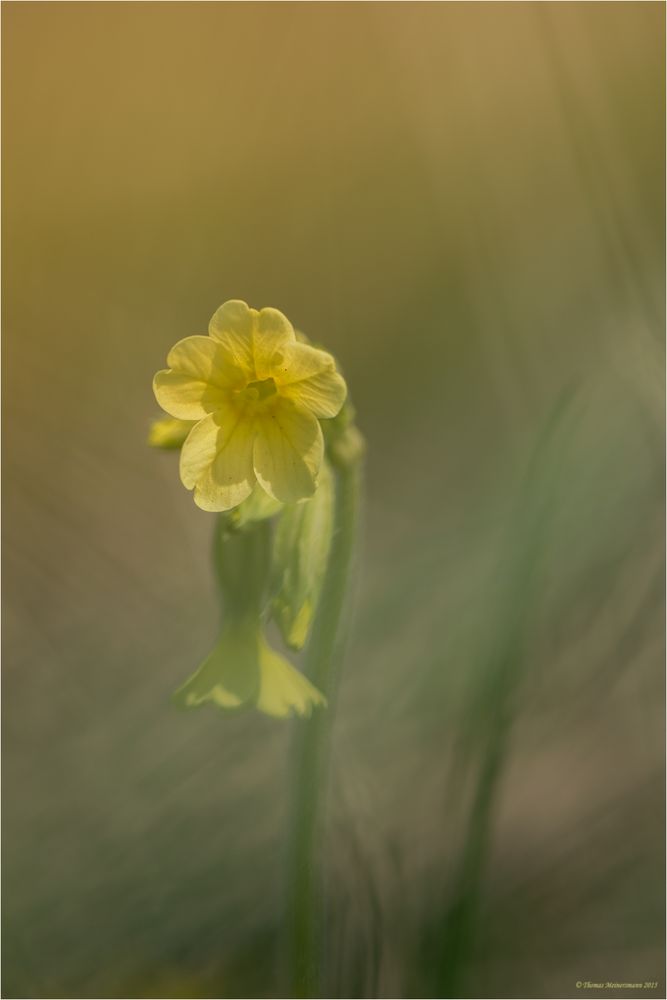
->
[436,651,517,998]
[437,528,537,998]
[437,390,578,998]
[286,455,363,999]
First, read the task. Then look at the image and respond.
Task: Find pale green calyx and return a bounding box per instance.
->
[174,510,327,720]
[172,619,326,719]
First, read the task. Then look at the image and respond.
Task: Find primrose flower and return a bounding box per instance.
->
[153,300,347,511]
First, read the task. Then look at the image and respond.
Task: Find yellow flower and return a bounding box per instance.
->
[153,300,347,511]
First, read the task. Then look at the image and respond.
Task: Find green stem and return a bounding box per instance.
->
[436,389,579,998]
[286,456,363,999]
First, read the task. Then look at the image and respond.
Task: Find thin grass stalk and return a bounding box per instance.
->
[437,389,579,998]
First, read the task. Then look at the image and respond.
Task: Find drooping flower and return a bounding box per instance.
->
[153,300,347,511]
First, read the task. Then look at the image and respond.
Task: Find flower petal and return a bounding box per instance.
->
[254,307,296,380]
[253,398,323,503]
[208,300,256,379]
[208,300,297,383]
[168,335,246,389]
[180,401,256,512]
[256,637,326,718]
[153,372,227,420]
[153,336,243,419]
[273,343,347,418]
[273,342,332,382]
[179,413,219,489]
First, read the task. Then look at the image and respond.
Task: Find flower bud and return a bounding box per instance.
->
[323,399,365,468]
[271,460,335,650]
[147,416,196,449]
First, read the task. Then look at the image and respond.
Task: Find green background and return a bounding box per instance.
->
[3,3,664,997]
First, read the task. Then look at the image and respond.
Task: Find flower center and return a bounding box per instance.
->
[247,377,277,401]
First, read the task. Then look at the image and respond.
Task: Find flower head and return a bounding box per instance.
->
[153,300,347,511]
